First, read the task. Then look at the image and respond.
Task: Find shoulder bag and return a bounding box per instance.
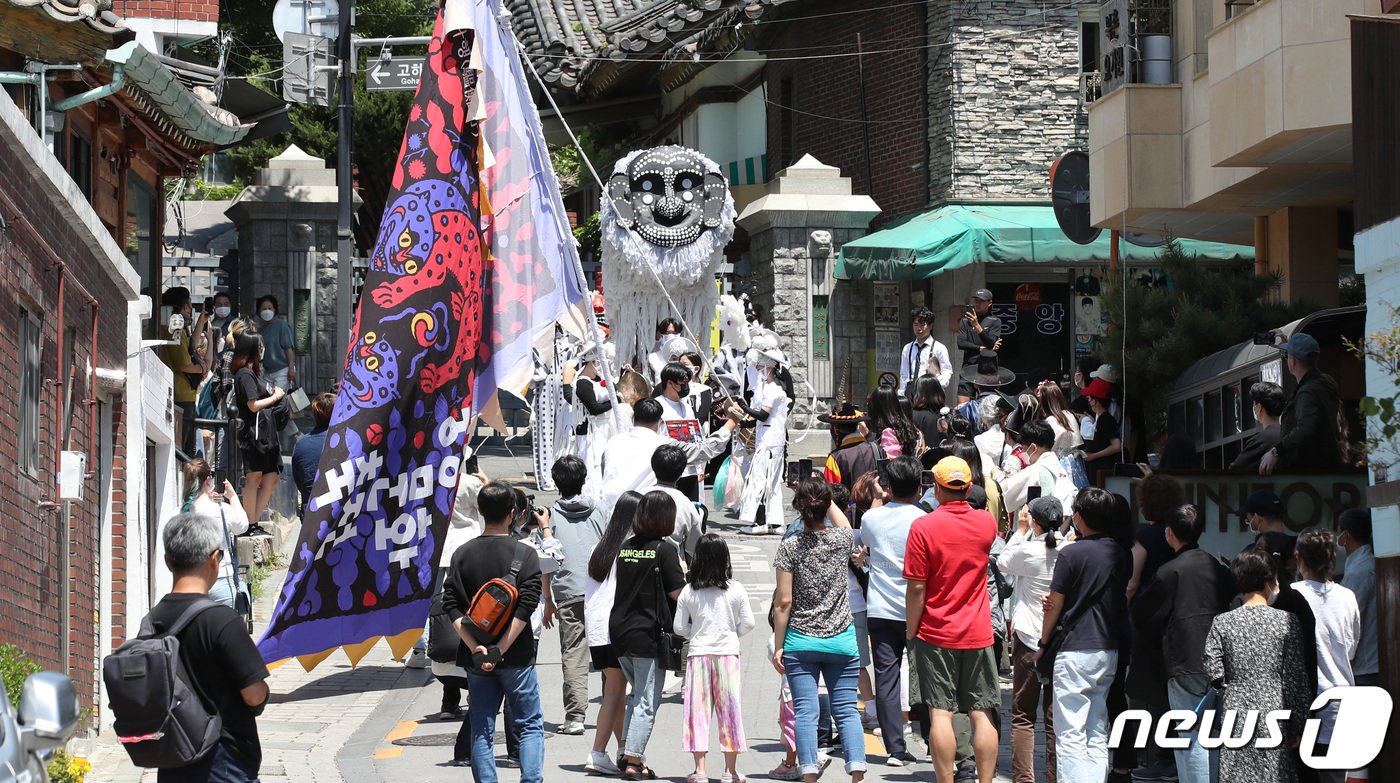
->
[1035,559,1118,683]
[653,563,685,673]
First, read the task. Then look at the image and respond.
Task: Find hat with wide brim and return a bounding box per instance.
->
[755,348,787,367]
[818,402,868,425]
[959,359,1016,388]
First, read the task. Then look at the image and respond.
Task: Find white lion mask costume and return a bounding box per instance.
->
[600,145,737,368]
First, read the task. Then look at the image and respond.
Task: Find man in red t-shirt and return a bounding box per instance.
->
[903,456,999,783]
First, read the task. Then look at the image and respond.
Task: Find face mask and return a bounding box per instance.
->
[1267,585,1281,605]
[214,306,231,319]
[260,309,275,322]
[678,382,691,399]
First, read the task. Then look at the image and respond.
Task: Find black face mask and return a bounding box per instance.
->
[678,382,691,399]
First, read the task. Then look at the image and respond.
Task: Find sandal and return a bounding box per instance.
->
[622,764,658,780]
[687,774,708,783]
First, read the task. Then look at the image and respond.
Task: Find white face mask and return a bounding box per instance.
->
[259,309,275,322]
[213,306,231,319]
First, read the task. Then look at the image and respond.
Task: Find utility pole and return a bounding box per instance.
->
[335,0,355,368]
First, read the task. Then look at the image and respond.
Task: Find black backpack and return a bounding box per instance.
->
[103,599,223,768]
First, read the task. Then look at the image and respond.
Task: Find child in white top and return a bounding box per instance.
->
[673,534,756,783]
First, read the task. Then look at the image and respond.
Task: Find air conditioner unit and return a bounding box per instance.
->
[60,451,85,500]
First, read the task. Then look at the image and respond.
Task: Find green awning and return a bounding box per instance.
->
[835,204,1255,281]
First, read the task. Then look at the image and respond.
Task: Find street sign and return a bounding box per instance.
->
[273,0,340,42]
[366,57,423,92]
[283,33,334,107]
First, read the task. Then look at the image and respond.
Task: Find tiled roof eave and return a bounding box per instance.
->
[8,0,129,37]
[106,41,251,149]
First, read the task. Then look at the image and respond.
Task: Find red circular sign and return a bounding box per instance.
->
[1014,283,1043,311]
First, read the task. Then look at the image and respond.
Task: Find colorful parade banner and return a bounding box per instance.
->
[257,0,588,668]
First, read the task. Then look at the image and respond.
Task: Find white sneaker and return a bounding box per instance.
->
[560,720,585,735]
[585,751,621,776]
[405,648,429,669]
[747,523,779,535]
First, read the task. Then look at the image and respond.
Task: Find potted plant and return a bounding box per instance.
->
[1132,0,1173,83]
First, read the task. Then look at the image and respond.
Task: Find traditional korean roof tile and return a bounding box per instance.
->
[6,0,128,36]
[509,0,797,96]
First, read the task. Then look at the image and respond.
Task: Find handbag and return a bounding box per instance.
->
[218,506,253,631]
[1035,560,1118,683]
[653,565,685,673]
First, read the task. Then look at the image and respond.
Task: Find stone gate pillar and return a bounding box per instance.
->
[737,155,879,415]
[226,145,360,395]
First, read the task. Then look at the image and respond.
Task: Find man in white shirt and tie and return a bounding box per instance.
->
[899,306,952,399]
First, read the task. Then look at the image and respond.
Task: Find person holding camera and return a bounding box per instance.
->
[998,497,1068,783]
[955,289,1003,401]
[230,332,286,527]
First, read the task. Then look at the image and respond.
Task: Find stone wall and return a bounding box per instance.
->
[929,0,1087,201]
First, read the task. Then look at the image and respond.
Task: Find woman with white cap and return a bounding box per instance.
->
[739,347,791,535]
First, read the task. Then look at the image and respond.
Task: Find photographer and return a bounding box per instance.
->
[956,289,1003,401]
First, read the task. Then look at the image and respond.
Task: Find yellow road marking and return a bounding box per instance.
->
[372,747,403,759]
[385,720,418,742]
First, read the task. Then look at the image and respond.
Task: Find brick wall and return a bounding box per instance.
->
[0,137,131,713]
[112,0,218,24]
[761,0,929,223]
[928,0,1086,201]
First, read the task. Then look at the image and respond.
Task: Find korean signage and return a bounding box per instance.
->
[1100,0,1129,96]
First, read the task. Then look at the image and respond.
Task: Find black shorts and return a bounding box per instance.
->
[590,644,620,670]
[242,448,282,475]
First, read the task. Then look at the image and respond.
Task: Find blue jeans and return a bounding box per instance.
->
[619,656,665,759]
[466,665,544,783]
[157,741,259,782]
[1167,674,1217,783]
[784,650,867,776]
[1053,649,1118,783]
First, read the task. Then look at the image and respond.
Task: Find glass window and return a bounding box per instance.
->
[1169,402,1187,438]
[19,309,41,476]
[125,176,157,291]
[1224,383,1241,436]
[1186,397,1204,445]
[69,131,92,201]
[1205,389,1222,443]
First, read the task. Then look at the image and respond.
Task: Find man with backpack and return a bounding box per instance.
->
[443,481,546,783]
[107,512,269,782]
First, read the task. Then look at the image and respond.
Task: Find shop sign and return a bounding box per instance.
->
[1100,0,1129,96]
[1105,473,1367,557]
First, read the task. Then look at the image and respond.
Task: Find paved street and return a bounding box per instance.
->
[89,430,1042,783]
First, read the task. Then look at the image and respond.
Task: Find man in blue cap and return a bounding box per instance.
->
[1259,331,1341,475]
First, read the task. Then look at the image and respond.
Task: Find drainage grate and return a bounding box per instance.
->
[393,730,556,747]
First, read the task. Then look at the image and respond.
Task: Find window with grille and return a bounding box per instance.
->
[19,309,42,476]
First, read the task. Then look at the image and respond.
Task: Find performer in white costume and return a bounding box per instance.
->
[572,341,618,488]
[739,348,791,534]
